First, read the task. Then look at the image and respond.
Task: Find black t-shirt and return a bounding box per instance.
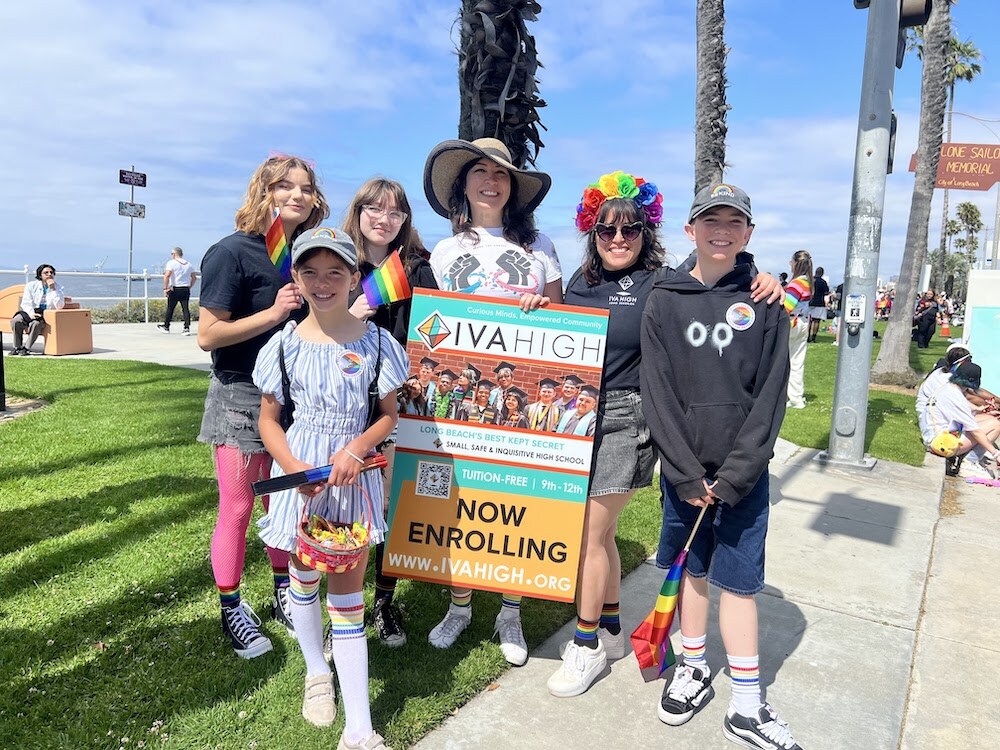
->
[199,231,306,376]
[810,275,829,307]
[564,263,662,392]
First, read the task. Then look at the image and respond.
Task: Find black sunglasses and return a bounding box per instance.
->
[594,221,643,243]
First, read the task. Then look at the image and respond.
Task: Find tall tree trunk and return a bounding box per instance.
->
[872,0,951,385]
[933,83,955,289]
[693,0,728,193]
[456,0,546,169]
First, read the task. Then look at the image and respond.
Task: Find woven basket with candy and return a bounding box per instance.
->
[297,491,373,574]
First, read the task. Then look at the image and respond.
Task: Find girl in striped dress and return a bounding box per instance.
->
[253,227,408,750]
[784,251,813,409]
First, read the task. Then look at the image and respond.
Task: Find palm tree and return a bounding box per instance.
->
[933,36,983,287]
[871,0,951,386]
[693,0,729,193]
[456,0,546,169]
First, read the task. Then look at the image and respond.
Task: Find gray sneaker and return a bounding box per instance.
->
[428,603,472,649]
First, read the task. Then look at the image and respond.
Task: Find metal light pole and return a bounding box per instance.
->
[127,163,135,315]
[820,0,901,469]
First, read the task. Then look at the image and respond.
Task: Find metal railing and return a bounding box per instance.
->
[2,265,199,323]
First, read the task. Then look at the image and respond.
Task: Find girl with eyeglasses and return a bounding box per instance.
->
[339,177,439,650]
[548,173,782,699]
[196,155,329,660]
[421,137,561,666]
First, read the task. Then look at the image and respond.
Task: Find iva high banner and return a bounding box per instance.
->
[384,290,609,602]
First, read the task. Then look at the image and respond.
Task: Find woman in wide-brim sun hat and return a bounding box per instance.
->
[421,136,562,666]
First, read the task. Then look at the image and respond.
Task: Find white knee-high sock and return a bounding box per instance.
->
[289,568,328,678]
[327,591,372,743]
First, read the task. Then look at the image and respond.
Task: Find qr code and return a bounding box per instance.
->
[416,461,453,499]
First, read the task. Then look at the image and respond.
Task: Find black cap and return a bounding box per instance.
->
[420,356,440,368]
[688,183,752,222]
[438,369,459,380]
[538,378,559,389]
[493,361,517,374]
[579,384,599,399]
[561,374,584,387]
[477,379,496,390]
[951,362,982,389]
[505,387,528,402]
[466,363,482,381]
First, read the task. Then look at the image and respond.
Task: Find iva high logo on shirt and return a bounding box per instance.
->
[609,275,637,306]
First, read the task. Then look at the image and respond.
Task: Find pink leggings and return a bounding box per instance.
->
[210,445,287,590]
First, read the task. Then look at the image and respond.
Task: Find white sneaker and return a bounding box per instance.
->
[494,608,527,666]
[658,664,713,726]
[337,731,392,750]
[547,640,607,697]
[301,674,336,727]
[182,329,192,336]
[599,627,626,659]
[428,603,471,649]
[962,458,997,481]
[559,627,626,660]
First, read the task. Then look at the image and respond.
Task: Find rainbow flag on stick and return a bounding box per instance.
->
[631,503,709,675]
[265,209,291,281]
[361,247,411,307]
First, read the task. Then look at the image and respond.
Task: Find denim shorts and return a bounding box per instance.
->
[197,373,267,454]
[589,389,655,497]
[656,471,770,596]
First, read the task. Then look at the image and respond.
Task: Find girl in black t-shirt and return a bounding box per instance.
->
[197,155,329,660]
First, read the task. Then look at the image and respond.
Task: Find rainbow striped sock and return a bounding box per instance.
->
[682,632,708,670]
[728,653,762,716]
[327,592,366,640]
[219,586,240,609]
[273,570,290,590]
[573,617,600,648]
[451,590,472,609]
[288,568,320,606]
[500,594,522,611]
[599,602,621,635]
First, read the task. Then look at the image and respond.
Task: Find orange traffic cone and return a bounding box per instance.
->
[941,317,952,337]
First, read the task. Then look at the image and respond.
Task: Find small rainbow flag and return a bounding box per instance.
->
[631,504,708,674]
[265,209,291,281]
[361,248,412,307]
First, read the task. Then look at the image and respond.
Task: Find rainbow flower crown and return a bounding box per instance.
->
[575,171,664,232]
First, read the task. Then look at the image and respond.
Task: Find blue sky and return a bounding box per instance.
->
[2,0,998,286]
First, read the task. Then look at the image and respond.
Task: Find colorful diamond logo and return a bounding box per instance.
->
[416,312,451,349]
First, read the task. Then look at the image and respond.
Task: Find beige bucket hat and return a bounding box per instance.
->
[423,137,551,219]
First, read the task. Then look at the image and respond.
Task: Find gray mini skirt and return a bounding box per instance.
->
[197,372,267,454]
[589,388,655,497]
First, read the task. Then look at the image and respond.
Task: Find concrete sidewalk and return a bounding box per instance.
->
[13,323,1000,748]
[4,321,213,370]
[415,442,1000,750]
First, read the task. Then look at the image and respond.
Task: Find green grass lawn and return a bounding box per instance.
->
[778,321,955,465]
[0,328,945,748]
[0,358,661,749]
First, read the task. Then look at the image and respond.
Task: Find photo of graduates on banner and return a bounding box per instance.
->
[399,353,600,437]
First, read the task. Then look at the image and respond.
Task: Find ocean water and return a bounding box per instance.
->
[0,270,180,310]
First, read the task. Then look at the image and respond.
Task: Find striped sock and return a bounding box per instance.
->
[451,590,472,610]
[728,653,762,716]
[573,617,600,648]
[682,632,708,672]
[327,592,373,744]
[219,586,240,609]
[599,602,621,635]
[500,594,522,612]
[374,542,397,603]
[272,569,290,590]
[289,568,326,677]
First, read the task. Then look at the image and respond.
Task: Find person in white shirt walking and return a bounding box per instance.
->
[158,246,198,335]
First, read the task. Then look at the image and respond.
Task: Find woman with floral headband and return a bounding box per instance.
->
[547,172,782,698]
[422,136,561,665]
[197,154,329,659]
